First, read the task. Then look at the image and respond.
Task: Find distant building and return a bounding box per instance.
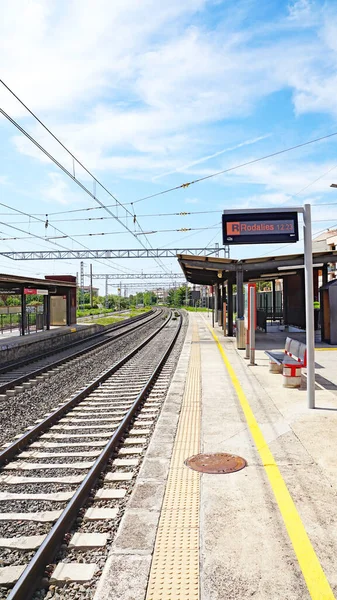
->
[81,285,99,296]
[313,229,337,279]
[313,229,337,252]
[153,288,166,302]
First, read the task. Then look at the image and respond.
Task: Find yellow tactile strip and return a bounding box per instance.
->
[146,323,201,600]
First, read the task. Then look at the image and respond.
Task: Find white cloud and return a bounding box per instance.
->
[152,134,271,180]
[0,176,8,185]
[229,158,337,197]
[1,0,337,183]
[40,172,84,205]
[287,0,317,24]
[0,0,208,115]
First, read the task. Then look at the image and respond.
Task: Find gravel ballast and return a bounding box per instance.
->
[0,311,187,600]
[0,313,167,447]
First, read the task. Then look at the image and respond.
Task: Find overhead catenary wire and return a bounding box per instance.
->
[0,211,221,225]
[201,227,222,252]
[129,131,337,205]
[158,220,222,248]
[0,105,167,273]
[21,203,124,217]
[16,127,336,220]
[3,213,337,227]
[0,224,221,241]
[0,200,136,274]
[3,80,337,273]
[252,162,337,258]
[0,229,76,270]
[10,198,337,222]
[17,199,337,220]
[0,80,169,274]
[255,220,337,258]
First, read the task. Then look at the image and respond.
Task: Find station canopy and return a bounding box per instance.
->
[0,273,76,294]
[178,250,337,285]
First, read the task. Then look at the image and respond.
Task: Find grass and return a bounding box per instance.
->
[94,307,151,326]
[77,307,122,318]
[183,306,210,312]
[94,316,127,326]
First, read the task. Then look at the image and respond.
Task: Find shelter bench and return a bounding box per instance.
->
[265,337,307,388]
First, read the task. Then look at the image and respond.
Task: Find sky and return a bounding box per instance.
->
[1,0,337,295]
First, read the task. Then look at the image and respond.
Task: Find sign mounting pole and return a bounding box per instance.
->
[249,285,256,365]
[303,204,315,409]
[223,205,315,409]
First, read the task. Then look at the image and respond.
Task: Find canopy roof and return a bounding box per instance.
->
[178,250,337,285]
[0,273,76,291]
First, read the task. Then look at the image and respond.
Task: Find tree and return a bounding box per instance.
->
[143,291,157,306]
[255,281,272,292]
[167,285,188,307]
[135,292,144,306]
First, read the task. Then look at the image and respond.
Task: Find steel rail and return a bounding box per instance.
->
[0,309,161,394]
[0,309,168,466]
[0,308,156,374]
[7,310,181,600]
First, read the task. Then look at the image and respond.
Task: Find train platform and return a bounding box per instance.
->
[95,311,337,600]
[0,323,102,365]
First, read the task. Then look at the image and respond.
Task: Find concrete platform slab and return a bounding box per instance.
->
[94,555,152,600]
[128,482,165,511]
[0,323,102,365]
[112,509,159,555]
[93,311,337,600]
[138,457,171,481]
[199,312,337,599]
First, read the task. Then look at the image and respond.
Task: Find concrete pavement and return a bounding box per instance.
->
[200,312,337,599]
[94,311,337,600]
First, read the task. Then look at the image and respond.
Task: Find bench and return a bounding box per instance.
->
[265,337,307,388]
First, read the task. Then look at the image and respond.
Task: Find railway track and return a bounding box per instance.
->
[0,309,184,600]
[0,309,160,396]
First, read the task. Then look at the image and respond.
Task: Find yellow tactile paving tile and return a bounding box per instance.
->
[145,324,201,600]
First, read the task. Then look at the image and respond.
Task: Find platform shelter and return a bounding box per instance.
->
[178,250,337,336]
[0,273,77,336]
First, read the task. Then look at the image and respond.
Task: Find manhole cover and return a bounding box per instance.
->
[185,453,247,474]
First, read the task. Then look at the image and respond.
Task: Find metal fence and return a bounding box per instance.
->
[0,311,46,335]
[233,291,283,320]
[0,313,21,334]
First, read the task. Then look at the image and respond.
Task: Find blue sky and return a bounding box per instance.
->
[1,0,337,294]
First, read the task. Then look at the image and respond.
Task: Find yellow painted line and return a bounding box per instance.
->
[207,323,335,600]
[315,348,337,351]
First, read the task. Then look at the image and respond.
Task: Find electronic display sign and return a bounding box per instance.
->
[222,211,299,245]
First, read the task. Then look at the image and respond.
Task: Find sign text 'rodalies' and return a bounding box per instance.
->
[222,211,299,245]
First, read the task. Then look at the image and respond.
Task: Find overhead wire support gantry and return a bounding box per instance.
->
[85,273,186,280]
[0,247,229,261]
